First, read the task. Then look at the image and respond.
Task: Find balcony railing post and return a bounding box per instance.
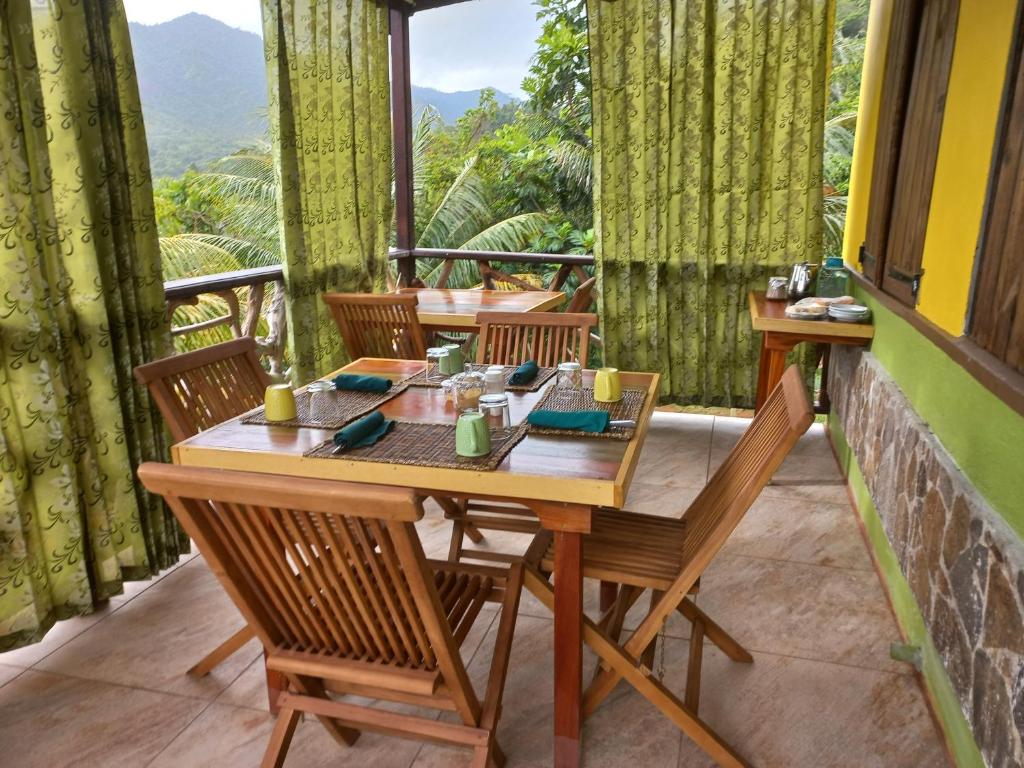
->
[389,6,416,288]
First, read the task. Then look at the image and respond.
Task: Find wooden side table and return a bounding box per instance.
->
[748,291,874,412]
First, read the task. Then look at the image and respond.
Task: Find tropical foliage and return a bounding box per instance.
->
[154,0,867,345]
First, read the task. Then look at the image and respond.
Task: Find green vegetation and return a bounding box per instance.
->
[153,0,867,349]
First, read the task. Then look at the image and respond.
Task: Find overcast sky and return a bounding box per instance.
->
[122,0,540,96]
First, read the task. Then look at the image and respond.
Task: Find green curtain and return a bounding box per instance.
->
[0,0,186,651]
[262,0,394,384]
[588,0,831,406]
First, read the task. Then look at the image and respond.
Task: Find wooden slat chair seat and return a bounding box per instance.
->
[133,338,271,678]
[323,292,428,360]
[522,366,814,768]
[138,464,523,768]
[443,311,599,564]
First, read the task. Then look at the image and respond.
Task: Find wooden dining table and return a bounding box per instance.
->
[171,357,660,768]
[397,286,566,332]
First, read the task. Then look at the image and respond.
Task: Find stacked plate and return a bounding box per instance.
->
[828,303,871,323]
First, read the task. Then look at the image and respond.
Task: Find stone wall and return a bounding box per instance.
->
[829,346,1024,767]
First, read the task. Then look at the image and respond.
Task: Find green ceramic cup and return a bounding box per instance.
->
[455,411,491,457]
[440,343,464,375]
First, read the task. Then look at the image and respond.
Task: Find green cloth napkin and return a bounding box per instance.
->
[508,359,539,385]
[333,411,395,450]
[527,409,610,433]
[332,373,392,393]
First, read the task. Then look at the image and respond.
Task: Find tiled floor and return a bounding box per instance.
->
[0,414,950,767]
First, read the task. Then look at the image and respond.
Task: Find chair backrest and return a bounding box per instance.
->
[565,276,597,314]
[678,365,813,578]
[134,338,271,443]
[475,311,597,367]
[323,292,427,361]
[138,463,474,689]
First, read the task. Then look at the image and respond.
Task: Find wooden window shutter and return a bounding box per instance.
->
[860,0,959,305]
[881,0,960,306]
[861,0,922,285]
[971,15,1024,373]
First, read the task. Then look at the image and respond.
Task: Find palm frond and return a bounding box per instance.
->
[458,212,550,252]
[550,139,592,196]
[160,233,278,280]
[416,157,493,248]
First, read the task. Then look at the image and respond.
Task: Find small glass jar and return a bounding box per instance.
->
[484,365,506,395]
[478,393,511,437]
[306,380,336,426]
[817,256,850,298]
[453,367,486,412]
[556,361,583,399]
[426,347,449,382]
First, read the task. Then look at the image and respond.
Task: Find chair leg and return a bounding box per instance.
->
[523,567,750,768]
[640,590,664,671]
[676,598,752,664]
[593,584,640,685]
[685,618,705,714]
[599,580,618,613]
[289,674,360,747]
[261,706,300,768]
[187,625,253,677]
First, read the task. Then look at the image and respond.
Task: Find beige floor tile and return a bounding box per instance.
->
[721,495,874,570]
[147,701,424,768]
[36,558,261,699]
[698,554,908,674]
[710,419,850,503]
[0,669,206,768]
[622,481,701,518]
[0,603,121,668]
[634,419,712,488]
[673,647,949,767]
[414,614,686,768]
[0,662,24,687]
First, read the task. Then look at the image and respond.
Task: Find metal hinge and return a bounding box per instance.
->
[858,244,867,265]
[887,267,924,298]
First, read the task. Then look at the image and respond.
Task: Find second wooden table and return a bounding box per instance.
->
[398,287,565,332]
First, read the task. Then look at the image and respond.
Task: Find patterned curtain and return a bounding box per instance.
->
[588,0,831,406]
[0,0,185,651]
[261,0,393,384]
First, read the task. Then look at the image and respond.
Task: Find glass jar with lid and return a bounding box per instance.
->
[817,256,850,298]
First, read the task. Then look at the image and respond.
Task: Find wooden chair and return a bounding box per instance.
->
[322,292,427,361]
[138,463,523,768]
[440,311,598,564]
[133,338,271,678]
[474,310,596,369]
[564,276,596,313]
[521,366,814,767]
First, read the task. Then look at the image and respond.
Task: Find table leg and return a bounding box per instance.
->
[553,530,583,768]
[755,333,795,412]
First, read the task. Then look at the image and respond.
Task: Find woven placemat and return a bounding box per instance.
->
[526,386,647,440]
[241,383,407,429]
[304,421,528,471]
[404,363,557,392]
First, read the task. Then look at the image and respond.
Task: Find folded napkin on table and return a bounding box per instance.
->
[333,411,395,450]
[527,409,610,433]
[332,373,392,393]
[508,360,539,385]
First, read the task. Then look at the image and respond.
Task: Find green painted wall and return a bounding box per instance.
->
[830,421,985,768]
[850,283,1024,539]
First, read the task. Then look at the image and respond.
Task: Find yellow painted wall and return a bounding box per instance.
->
[842,0,1016,336]
[841,0,891,268]
[916,0,1017,334]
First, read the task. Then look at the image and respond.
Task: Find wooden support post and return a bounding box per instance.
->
[389,6,416,287]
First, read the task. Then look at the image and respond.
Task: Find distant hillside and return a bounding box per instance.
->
[128,13,514,177]
[412,85,514,124]
[129,14,267,177]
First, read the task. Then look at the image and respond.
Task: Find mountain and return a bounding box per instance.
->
[412,85,515,124]
[128,14,515,177]
[129,14,267,177]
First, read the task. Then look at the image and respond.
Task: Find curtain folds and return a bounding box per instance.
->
[0,0,184,651]
[588,0,831,406]
[262,0,394,383]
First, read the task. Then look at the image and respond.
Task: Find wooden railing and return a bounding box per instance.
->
[164,265,288,377]
[162,252,594,375]
[389,248,594,291]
